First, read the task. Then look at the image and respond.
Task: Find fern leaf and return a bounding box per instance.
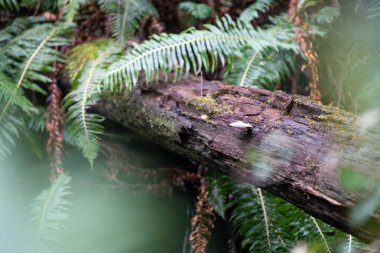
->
[27,174,71,251]
[64,39,123,165]
[207,175,349,252]
[178,1,212,20]
[0,0,19,10]
[20,0,57,12]
[102,15,296,91]
[208,178,226,219]
[0,23,71,119]
[366,0,380,18]
[0,17,43,46]
[99,0,158,44]
[311,6,340,25]
[311,217,331,253]
[58,0,86,22]
[66,38,114,82]
[0,71,37,159]
[257,188,271,250]
[0,23,72,159]
[224,49,295,89]
[240,0,274,23]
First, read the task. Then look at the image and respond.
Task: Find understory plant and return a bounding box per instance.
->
[0,0,376,252]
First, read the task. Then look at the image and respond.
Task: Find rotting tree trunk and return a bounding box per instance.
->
[96,75,380,242]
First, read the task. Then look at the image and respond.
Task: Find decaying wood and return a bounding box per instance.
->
[96,75,380,242]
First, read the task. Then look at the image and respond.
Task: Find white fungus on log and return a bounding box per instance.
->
[229,121,253,129]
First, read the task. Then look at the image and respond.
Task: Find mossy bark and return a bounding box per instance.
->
[97,75,380,242]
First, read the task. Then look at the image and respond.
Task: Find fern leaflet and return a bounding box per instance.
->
[240,0,274,23]
[99,0,158,44]
[102,15,296,91]
[64,39,123,165]
[27,174,71,252]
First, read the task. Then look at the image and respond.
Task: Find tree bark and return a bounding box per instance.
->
[97,75,380,242]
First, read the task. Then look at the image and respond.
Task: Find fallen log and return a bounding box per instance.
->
[97,75,380,242]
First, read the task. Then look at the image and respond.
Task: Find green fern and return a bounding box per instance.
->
[99,0,158,44]
[27,174,71,252]
[223,48,295,89]
[178,1,212,20]
[0,22,72,159]
[101,15,297,91]
[0,70,38,158]
[0,17,43,45]
[58,0,87,22]
[310,6,340,25]
[64,39,123,165]
[20,0,57,12]
[366,0,380,18]
[0,0,18,10]
[240,0,274,23]
[208,175,348,252]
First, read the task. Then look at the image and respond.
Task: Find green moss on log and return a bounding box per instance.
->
[184,95,232,116]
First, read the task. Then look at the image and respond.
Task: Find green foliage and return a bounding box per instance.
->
[0,71,36,158]
[208,175,348,252]
[0,16,44,45]
[311,6,340,25]
[61,15,297,164]
[0,0,18,10]
[224,48,295,89]
[27,174,71,252]
[0,20,72,159]
[20,0,57,12]
[223,16,296,89]
[240,0,274,23]
[178,1,212,20]
[66,38,116,83]
[339,166,379,190]
[355,0,380,18]
[64,39,123,165]
[99,0,158,44]
[59,0,87,22]
[101,15,297,91]
[318,1,380,111]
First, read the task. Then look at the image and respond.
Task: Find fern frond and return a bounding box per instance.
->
[225,183,288,252]
[0,0,18,10]
[207,174,348,252]
[27,174,71,251]
[366,0,380,18]
[102,15,296,91]
[0,17,43,46]
[0,71,37,159]
[257,188,271,250]
[20,0,57,12]
[99,0,158,44]
[58,0,86,22]
[224,48,295,89]
[64,39,123,165]
[311,217,331,253]
[0,23,71,116]
[0,22,72,159]
[240,0,274,23]
[311,6,340,25]
[66,38,114,82]
[178,1,212,20]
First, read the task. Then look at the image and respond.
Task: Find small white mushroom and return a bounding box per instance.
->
[229,121,253,129]
[200,114,209,121]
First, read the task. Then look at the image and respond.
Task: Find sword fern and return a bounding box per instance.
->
[0,20,72,158]
[64,39,123,165]
[101,15,297,91]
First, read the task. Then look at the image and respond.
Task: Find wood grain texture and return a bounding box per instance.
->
[97,75,380,241]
